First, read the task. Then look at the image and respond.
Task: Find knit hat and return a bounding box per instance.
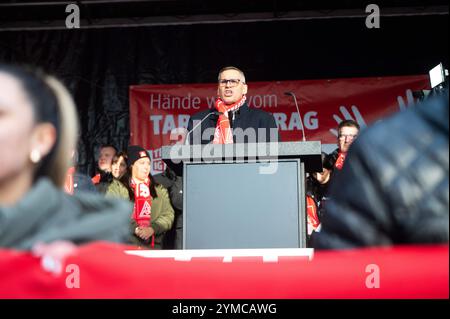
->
[127,145,150,166]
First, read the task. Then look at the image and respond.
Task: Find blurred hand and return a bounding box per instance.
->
[135,226,154,240]
[397,89,415,111]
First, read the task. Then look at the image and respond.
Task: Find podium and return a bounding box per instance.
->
[162,141,322,249]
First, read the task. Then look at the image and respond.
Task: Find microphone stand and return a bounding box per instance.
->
[284,92,306,142]
[185,111,223,145]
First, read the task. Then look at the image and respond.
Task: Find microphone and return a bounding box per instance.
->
[284,91,306,142]
[185,111,223,145]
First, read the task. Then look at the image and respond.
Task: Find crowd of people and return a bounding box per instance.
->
[0,63,448,253]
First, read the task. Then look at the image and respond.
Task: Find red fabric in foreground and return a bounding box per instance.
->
[0,243,447,299]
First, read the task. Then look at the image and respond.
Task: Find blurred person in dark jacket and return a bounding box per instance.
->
[0,64,132,251]
[153,166,183,249]
[313,89,449,249]
[64,149,97,195]
[306,152,335,246]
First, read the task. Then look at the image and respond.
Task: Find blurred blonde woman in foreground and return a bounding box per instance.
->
[0,64,132,250]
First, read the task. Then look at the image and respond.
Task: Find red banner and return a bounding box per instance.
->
[0,243,447,298]
[130,75,429,173]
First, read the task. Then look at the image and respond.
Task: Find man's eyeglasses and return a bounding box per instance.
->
[338,134,358,139]
[218,79,243,87]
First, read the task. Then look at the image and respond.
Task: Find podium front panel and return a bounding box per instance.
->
[183,159,306,249]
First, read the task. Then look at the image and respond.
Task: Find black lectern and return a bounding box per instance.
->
[161,141,322,249]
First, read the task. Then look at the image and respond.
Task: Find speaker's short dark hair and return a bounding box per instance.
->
[338,119,360,132]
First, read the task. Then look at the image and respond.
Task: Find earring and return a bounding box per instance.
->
[30,149,41,163]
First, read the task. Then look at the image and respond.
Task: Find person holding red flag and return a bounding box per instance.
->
[107,145,174,249]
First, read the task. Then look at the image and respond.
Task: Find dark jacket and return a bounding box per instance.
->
[313,90,449,249]
[95,171,114,194]
[153,167,183,249]
[306,176,330,222]
[73,172,97,194]
[0,178,133,250]
[186,102,279,144]
[153,167,183,213]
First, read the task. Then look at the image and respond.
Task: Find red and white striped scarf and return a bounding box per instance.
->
[130,177,152,227]
[130,177,154,248]
[213,95,246,144]
[334,151,347,170]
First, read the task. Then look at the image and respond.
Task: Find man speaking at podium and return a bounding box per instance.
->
[186,66,279,145]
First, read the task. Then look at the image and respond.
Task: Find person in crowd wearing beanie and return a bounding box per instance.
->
[0,64,133,250]
[306,152,335,246]
[107,145,174,249]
